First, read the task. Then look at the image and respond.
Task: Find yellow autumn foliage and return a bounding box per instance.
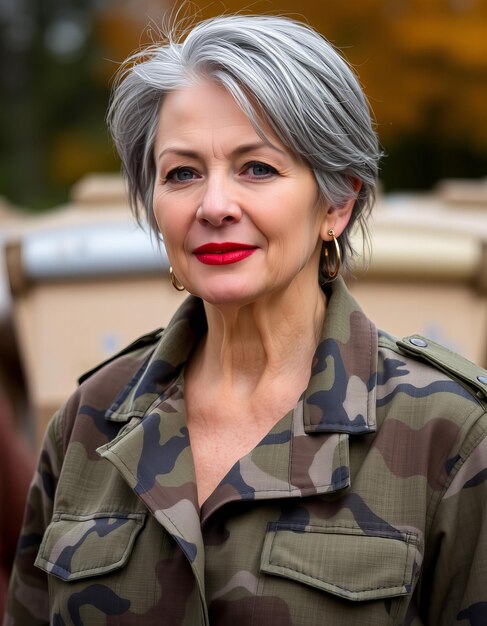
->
[88,0,487,176]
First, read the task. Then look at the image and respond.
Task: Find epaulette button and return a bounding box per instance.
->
[410,337,428,348]
[478,375,487,385]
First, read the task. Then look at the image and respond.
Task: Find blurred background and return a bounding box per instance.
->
[2,0,487,210]
[0,0,486,445]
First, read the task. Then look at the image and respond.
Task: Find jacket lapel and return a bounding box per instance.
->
[96,297,208,600]
[200,400,350,524]
[97,378,207,601]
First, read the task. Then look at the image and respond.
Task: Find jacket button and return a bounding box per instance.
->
[410,337,428,348]
[478,375,487,385]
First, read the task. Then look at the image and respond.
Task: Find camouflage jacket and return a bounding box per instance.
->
[4,278,487,626]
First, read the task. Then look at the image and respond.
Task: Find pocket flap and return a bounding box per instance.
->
[261,522,420,602]
[35,512,146,581]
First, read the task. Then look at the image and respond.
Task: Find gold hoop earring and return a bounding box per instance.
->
[324,229,341,280]
[169,266,185,291]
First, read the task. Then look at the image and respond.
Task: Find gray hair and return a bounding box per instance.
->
[107,14,381,279]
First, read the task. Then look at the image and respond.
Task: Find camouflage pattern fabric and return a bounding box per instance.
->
[4,278,487,625]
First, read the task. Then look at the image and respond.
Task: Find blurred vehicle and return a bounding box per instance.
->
[351,178,487,366]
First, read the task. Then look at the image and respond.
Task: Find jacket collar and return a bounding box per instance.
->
[105,277,377,434]
[304,276,378,435]
[99,276,378,519]
[103,296,207,422]
[200,278,378,519]
[97,277,377,597]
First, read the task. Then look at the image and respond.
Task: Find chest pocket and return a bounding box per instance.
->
[35,512,146,581]
[260,522,421,602]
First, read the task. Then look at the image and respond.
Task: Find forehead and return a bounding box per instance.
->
[155,80,271,146]
[162,81,244,121]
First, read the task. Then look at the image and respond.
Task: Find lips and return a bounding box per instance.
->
[193,242,257,265]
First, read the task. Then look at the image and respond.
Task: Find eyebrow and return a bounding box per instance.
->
[157,140,286,162]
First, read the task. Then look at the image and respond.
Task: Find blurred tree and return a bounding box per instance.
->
[0,0,486,210]
[0,0,116,210]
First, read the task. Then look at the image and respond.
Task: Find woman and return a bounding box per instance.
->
[5,14,487,626]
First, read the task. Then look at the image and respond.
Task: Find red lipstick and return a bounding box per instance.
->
[193,242,257,265]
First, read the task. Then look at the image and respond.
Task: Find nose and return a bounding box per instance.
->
[196,173,242,227]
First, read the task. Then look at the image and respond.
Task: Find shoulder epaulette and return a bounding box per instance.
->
[77,328,164,385]
[397,335,487,402]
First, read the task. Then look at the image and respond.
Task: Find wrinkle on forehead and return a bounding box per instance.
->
[154,81,284,162]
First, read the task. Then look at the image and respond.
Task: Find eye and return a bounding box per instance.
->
[165,167,198,183]
[243,161,277,179]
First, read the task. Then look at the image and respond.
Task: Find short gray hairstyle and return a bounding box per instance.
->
[107,14,381,279]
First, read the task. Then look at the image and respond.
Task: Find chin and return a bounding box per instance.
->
[191,277,263,308]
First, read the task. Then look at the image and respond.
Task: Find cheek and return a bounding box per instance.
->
[153,211,163,234]
[153,194,175,235]
[153,205,191,257]
[152,192,164,228]
[272,205,323,247]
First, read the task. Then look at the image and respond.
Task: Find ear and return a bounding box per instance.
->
[319,179,362,241]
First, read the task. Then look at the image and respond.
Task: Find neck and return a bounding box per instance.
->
[193,276,326,397]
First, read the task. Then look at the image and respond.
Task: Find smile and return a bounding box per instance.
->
[193,242,257,265]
